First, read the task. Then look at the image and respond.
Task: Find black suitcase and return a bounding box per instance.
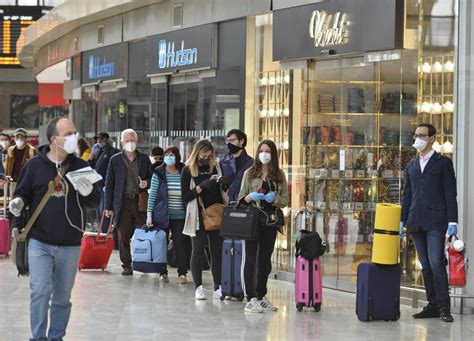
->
[356,262,401,322]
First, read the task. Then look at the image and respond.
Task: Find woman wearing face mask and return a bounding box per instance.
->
[181,139,228,300]
[147,146,191,284]
[238,139,289,313]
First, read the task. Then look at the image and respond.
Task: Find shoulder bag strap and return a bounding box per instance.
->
[21,164,69,237]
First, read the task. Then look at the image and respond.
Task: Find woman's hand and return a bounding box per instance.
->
[263,192,276,203]
[247,192,265,202]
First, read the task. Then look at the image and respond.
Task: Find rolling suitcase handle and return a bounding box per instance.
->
[98,211,114,239]
[2,177,10,219]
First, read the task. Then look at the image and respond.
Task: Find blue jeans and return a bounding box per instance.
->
[411,228,450,310]
[28,239,81,341]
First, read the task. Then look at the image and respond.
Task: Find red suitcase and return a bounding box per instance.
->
[77,212,114,271]
[0,181,11,256]
[295,256,322,312]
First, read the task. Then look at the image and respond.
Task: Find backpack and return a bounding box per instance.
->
[295,229,326,261]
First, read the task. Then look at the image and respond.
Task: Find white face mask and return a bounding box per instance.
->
[412,138,428,152]
[124,142,136,153]
[58,134,79,154]
[259,152,272,165]
[15,139,25,148]
[0,141,9,149]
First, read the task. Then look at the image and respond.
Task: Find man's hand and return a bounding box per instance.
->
[138,177,148,189]
[9,197,24,217]
[104,210,113,218]
[446,223,457,237]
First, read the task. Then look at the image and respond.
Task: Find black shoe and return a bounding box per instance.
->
[413,305,440,319]
[440,310,454,322]
[121,268,133,276]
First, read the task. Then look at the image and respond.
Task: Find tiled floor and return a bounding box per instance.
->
[1,251,474,340]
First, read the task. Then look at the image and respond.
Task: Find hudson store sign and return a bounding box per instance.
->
[81,43,124,84]
[273,0,403,61]
[147,24,216,75]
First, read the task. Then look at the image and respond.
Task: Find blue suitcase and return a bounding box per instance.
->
[220,239,245,301]
[356,262,401,321]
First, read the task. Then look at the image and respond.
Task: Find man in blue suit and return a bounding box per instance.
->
[401,123,458,322]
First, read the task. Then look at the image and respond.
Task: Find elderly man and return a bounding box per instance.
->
[5,128,37,184]
[10,117,100,340]
[104,129,152,275]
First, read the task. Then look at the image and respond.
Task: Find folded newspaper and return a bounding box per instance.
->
[65,166,102,190]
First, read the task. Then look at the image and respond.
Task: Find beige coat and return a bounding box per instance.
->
[238,169,289,208]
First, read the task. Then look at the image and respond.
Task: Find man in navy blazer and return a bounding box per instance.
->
[401,123,458,322]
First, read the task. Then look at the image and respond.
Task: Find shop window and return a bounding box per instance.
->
[173,4,183,28]
[97,25,104,45]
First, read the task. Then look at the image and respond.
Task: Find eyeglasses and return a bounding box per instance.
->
[413,134,430,140]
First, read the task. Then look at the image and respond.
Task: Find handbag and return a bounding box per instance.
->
[447,235,466,287]
[259,206,285,229]
[198,196,224,231]
[220,202,260,240]
[295,229,326,260]
[11,175,61,276]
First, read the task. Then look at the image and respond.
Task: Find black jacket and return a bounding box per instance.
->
[220,150,254,202]
[401,152,458,232]
[13,145,100,246]
[89,144,120,188]
[104,150,152,227]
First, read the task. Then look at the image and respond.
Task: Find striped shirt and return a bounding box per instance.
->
[148,171,185,219]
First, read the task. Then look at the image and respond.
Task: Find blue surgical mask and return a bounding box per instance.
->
[164,155,176,166]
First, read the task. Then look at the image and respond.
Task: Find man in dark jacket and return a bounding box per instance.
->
[150,146,164,171]
[89,131,120,215]
[104,128,152,275]
[220,129,254,202]
[401,123,458,323]
[10,117,100,340]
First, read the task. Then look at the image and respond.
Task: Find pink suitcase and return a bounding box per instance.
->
[0,181,10,256]
[295,256,322,312]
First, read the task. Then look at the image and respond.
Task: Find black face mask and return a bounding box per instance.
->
[227,143,243,155]
[198,158,210,167]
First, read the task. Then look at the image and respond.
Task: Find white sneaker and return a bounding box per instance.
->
[213,287,223,300]
[258,297,278,311]
[178,275,187,284]
[159,274,169,283]
[195,285,206,300]
[244,298,263,313]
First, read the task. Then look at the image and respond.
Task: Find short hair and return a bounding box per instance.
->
[417,123,436,137]
[164,146,181,164]
[0,133,10,139]
[46,117,64,143]
[226,129,247,147]
[151,146,164,157]
[121,128,137,141]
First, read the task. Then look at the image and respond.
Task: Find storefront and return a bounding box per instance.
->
[246,0,459,293]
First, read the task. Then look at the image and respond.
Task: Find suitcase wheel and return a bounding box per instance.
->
[391,313,401,321]
[296,304,304,312]
[314,303,321,312]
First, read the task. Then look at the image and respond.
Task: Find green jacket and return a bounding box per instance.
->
[238,169,289,208]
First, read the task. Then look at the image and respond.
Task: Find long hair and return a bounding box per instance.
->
[185,139,216,177]
[248,139,282,182]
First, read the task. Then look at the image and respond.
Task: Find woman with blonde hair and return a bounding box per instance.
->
[239,139,289,313]
[181,139,228,300]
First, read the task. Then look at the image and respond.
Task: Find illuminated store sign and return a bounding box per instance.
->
[309,10,349,47]
[147,24,216,75]
[273,0,403,61]
[158,40,198,69]
[88,55,115,79]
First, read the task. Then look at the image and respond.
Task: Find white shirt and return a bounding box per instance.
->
[419,149,435,173]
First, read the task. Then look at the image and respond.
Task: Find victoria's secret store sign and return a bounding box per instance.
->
[273,0,403,61]
[81,43,124,84]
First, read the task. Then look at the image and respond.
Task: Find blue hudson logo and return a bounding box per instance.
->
[88,55,115,79]
[158,40,198,69]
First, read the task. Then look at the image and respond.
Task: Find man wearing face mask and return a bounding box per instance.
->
[5,128,37,185]
[220,129,254,202]
[89,132,120,218]
[401,123,458,323]
[9,118,100,340]
[150,146,164,171]
[0,133,11,180]
[104,128,152,275]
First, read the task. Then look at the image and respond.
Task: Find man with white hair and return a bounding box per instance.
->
[104,129,152,275]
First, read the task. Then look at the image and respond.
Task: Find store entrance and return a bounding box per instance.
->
[303,51,420,291]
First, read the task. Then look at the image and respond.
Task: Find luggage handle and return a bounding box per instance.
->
[98,211,114,239]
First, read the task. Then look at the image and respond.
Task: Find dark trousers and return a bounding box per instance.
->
[191,228,223,290]
[118,197,145,270]
[412,227,450,311]
[161,219,191,276]
[244,225,278,301]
